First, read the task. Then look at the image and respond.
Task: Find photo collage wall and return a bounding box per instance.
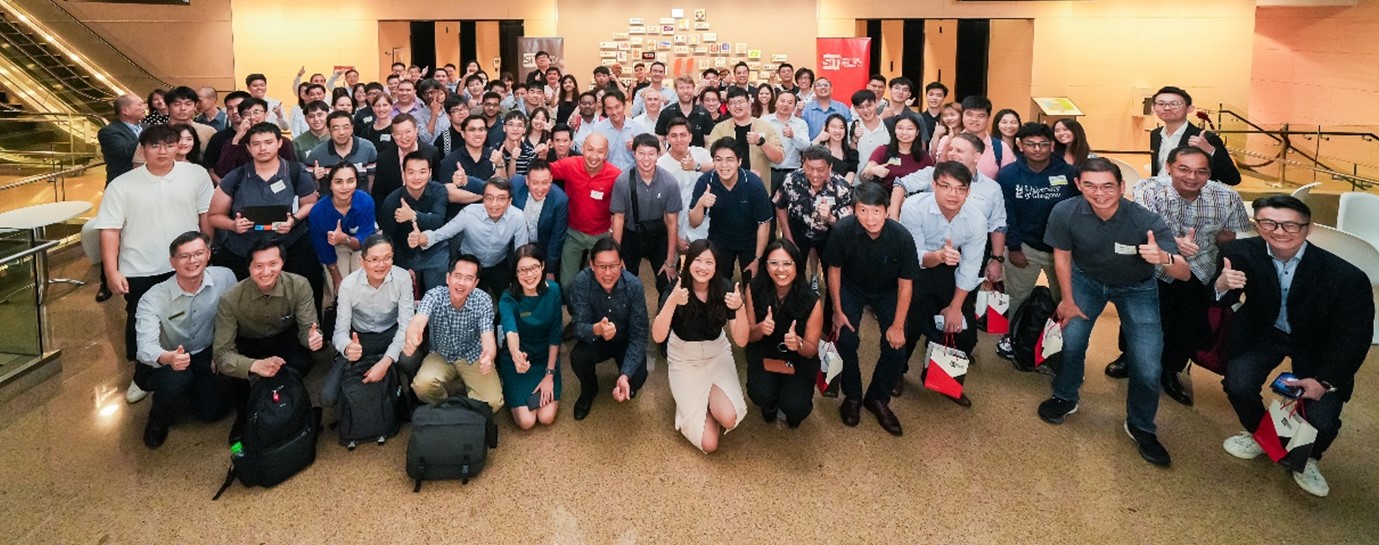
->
[600,8,791,87]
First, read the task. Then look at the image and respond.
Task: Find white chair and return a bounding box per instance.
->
[1337,191,1379,246]
[1307,224,1379,344]
[1105,157,1145,186]
[1290,182,1322,203]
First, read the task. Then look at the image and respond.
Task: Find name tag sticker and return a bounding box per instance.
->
[1049,175,1068,186]
[269,180,288,193]
[1114,242,1137,255]
[380,134,392,142]
[886,157,902,166]
[591,190,605,200]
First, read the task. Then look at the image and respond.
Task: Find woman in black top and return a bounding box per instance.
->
[744,239,824,428]
[356,94,395,147]
[817,113,858,183]
[652,240,749,453]
[555,75,579,125]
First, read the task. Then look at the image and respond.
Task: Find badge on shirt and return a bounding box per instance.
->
[1113,242,1138,255]
[380,134,392,142]
[886,157,902,166]
[591,190,605,200]
[269,180,288,194]
[1049,175,1068,186]
[354,162,365,172]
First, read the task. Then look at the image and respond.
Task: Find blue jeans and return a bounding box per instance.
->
[1053,268,1163,433]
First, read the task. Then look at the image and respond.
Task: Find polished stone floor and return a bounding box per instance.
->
[1,250,1376,545]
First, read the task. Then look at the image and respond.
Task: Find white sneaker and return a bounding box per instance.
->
[125,380,149,403]
[1293,459,1330,497]
[1222,432,1264,460]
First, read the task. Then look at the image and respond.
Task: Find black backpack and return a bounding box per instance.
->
[1009,286,1062,374]
[214,369,319,500]
[336,356,404,449]
[406,397,498,492]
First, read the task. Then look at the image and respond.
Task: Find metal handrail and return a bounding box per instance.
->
[1226,145,1375,192]
[0,237,57,263]
[0,112,109,124]
[0,15,112,106]
[0,160,100,191]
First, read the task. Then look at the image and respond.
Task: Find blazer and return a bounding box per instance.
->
[97,121,139,184]
[1215,237,1374,401]
[370,142,441,210]
[511,176,569,276]
[1150,123,1241,186]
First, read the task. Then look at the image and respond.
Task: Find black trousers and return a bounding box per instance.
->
[744,342,818,426]
[1116,276,1210,374]
[1222,328,1345,459]
[133,349,231,427]
[478,256,514,307]
[714,245,756,282]
[904,265,979,371]
[622,225,672,297]
[122,271,174,362]
[836,282,906,404]
[213,234,325,316]
[569,336,648,400]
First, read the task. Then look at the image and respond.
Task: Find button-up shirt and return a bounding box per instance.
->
[567,268,649,378]
[896,167,1007,234]
[417,286,494,363]
[1156,123,1190,176]
[772,169,853,242]
[765,114,811,170]
[135,267,237,366]
[423,204,530,267]
[898,193,988,292]
[1269,242,1307,334]
[213,273,319,379]
[1133,176,1250,284]
[589,118,638,170]
[524,196,545,240]
[333,266,414,362]
[802,99,851,140]
[658,148,713,243]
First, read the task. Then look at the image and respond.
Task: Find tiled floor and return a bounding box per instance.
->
[1,251,1376,544]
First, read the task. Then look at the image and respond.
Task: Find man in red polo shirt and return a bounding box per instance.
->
[550,133,621,284]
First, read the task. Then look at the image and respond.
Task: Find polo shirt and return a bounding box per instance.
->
[822,215,920,296]
[689,169,773,253]
[92,162,213,277]
[1044,197,1179,286]
[306,190,377,265]
[217,160,318,257]
[308,137,379,179]
[549,156,621,236]
[610,166,683,229]
[655,102,715,147]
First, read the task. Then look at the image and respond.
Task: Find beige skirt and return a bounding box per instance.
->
[667,332,747,452]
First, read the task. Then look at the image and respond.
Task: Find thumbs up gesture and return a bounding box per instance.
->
[395,199,418,224]
[759,305,776,336]
[724,282,744,311]
[327,219,347,246]
[595,316,618,341]
[1138,230,1167,265]
[1175,227,1200,258]
[783,320,802,351]
[407,220,427,248]
[512,349,531,373]
[312,160,326,180]
[490,147,504,166]
[668,278,690,307]
[1187,131,1217,155]
[232,211,253,234]
[345,332,363,362]
[307,323,324,351]
[166,344,191,371]
[1216,257,1248,292]
[939,238,961,266]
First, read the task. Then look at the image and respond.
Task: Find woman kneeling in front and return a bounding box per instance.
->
[496,244,563,429]
[652,240,749,453]
[744,240,824,428]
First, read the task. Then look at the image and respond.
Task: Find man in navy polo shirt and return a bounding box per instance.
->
[688,137,773,280]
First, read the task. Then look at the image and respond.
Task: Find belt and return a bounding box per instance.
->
[771,168,797,173]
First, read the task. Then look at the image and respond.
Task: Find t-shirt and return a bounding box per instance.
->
[689,169,773,253]
[610,166,683,229]
[658,148,713,243]
[665,277,732,342]
[867,146,934,194]
[822,215,920,296]
[217,160,318,257]
[91,162,213,277]
[1043,197,1180,286]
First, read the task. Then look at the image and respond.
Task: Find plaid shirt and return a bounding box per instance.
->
[772,170,854,242]
[416,286,494,363]
[1133,176,1250,284]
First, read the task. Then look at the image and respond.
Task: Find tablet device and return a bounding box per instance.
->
[241,205,290,226]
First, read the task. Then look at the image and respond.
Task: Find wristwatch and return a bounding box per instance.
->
[546,368,555,376]
[1319,379,1337,394]
[990,255,1005,263]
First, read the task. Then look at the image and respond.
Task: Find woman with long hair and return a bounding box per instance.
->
[815,113,857,184]
[357,93,395,147]
[752,84,776,119]
[744,239,824,428]
[993,109,1022,159]
[1053,118,1094,167]
[308,162,376,297]
[928,102,963,160]
[860,116,934,193]
[351,84,368,110]
[527,107,553,160]
[171,123,201,164]
[555,74,580,125]
[652,240,750,453]
[496,244,563,429]
[143,89,169,125]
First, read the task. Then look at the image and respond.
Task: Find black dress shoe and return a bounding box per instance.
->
[143,419,169,449]
[761,406,778,423]
[1124,421,1172,467]
[839,397,861,427]
[573,396,594,421]
[95,286,113,303]
[891,378,905,397]
[946,392,973,408]
[822,380,840,399]
[1162,371,1194,406]
[1104,354,1128,379]
[863,398,903,436]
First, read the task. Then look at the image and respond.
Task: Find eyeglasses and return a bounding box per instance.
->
[1020,140,1053,149]
[592,262,622,272]
[1172,165,1211,178]
[517,264,543,275]
[1254,218,1309,233]
[1154,101,1185,109]
[175,250,209,261]
[363,255,394,264]
[1082,183,1121,194]
[482,195,511,203]
[149,143,177,151]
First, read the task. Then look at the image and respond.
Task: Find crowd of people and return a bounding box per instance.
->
[93,55,1373,498]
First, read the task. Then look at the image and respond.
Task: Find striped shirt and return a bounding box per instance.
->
[1133,176,1250,284]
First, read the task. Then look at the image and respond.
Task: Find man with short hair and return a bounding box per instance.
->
[700,68,721,90]
[385,74,402,99]
[726,61,755,96]
[194,86,227,131]
[390,62,407,79]
[1215,195,1373,497]
[550,133,622,285]
[656,76,714,148]
[801,77,850,140]
[512,159,569,278]
[200,91,250,177]
[292,101,332,163]
[133,86,218,167]
[98,94,145,185]
[708,87,783,183]
[307,111,379,188]
[849,89,890,180]
[774,145,853,289]
[517,84,547,116]
[823,181,918,436]
[659,118,713,252]
[1149,86,1241,186]
[629,86,666,138]
[852,74,889,120]
[244,73,288,130]
[373,114,442,207]
[1038,158,1189,468]
[775,63,798,96]
[479,91,507,148]
[630,63,650,97]
[391,79,436,144]
[214,98,297,178]
[569,91,603,152]
[526,51,553,88]
[919,82,948,139]
[629,62,675,118]
[960,96,1015,179]
[689,137,773,279]
[547,123,580,163]
[379,152,450,292]
[611,134,681,297]
[592,65,618,95]
[765,91,811,194]
[133,231,236,448]
[881,77,927,146]
[431,95,471,157]
[463,74,487,105]
[586,90,637,171]
[567,238,651,420]
[405,254,502,412]
[412,176,529,297]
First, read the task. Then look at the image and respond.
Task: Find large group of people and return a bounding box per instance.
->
[93,56,1373,498]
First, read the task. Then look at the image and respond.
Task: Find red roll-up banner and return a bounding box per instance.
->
[815,38,871,101]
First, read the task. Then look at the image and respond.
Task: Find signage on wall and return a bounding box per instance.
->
[816,37,871,99]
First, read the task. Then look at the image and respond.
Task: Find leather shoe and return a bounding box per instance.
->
[863,398,903,436]
[946,392,973,408]
[839,397,861,427]
[1125,421,1172,467]
[890,378,905,397]
[1104,354,1128,378]
[1162,371,1194,406]
[573,395,594,421]
[95,286,113,303]
[761,406,778,423]
[143,419,169,449]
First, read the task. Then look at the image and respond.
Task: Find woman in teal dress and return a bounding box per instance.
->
[497,244,564,429]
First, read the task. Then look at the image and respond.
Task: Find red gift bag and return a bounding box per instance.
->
[1191,305,1234,375]
[923,335,969,399]
[1254,398,1317,471]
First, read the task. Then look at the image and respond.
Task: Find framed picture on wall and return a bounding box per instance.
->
[613,32,629,40]
[630,36,644,45]
[671,8,684,18]
[629,18,644,25]
[693,46,708,55]
[771,54,788,63]
[618,42,631,51]
[616,51,628,63]
[719,42,732,54]
[697,58,710,69]
[748,50,761,60]
[702,33,717,42]
[600,41,617,50]
[734,43,747,55]
[674,35,688,45]
[694,9,706,21]
[748,62,761,70]
[629,26,645,35]
[601,59,617,66]
[673,46,689,56]
[661,25,675,35]
[694,22,710,30]
[658,40,672,50]
[678,20,690,30]
[688,35,699,45]
[656,52,668,63]
[713,57,727,68]
[600,51,617,59]
[659,17,676,24]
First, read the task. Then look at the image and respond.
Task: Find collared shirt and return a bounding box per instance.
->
[379,181,451,271]
[308,137,379,180]
[1156,123,1190,175]
[307,191,377,265]
[195,108,227,132]
[92,162,213,277]
[896,167,1007,234]
[135,266,237,366]
[567,268,649,378]
[655,102,715,147]
[1269,242,1307,334]
[772,169,853,242]
[1044,197,1179,286]
[293,131,329,163]
[690,169,774,253]
[213,273,319,379]
[629,85,676,118]
[1133,176,1250,284]
[853,118,890,177]
[764,114,811,169]
[123,121,144,137]
[822,216,920,296]
[524,196,545,240]
[549,156,621,236]
[658,148,713,243]
[898,193,988,292]
[589,118,638,170]
[610,166,682,228]
[802,99,851,140]
[416,286,494,363]
[423,204,530,267]
[333,266,415,362]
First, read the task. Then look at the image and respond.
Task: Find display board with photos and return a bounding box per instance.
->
[608,8,786,88]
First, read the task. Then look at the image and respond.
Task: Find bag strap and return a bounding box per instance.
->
[629,170,643,225]
[212,465,238,501]
[413,457,425,493]
[992,138,1005,165]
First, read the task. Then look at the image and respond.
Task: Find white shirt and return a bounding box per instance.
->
[898,192,988,292]
[658,148,712,243]
[896,166,1007,234]
[630,112,660,137]
[854,118,890,177]
[629,85,677,117]
[1156,123,1190,176]
[333,266,415,362]
[92,162,213,277]
[765,114,811,170]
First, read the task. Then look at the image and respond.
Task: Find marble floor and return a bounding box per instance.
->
[0,251,1376,545]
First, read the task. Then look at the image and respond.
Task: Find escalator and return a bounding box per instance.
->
[0,10,112,117]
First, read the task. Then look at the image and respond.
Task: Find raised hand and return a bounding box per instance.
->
[759,305,776,336]
[232,212,253,234]
[1138,231,1166,265]
[407,220,426,249]
[1216,257,1247,292]
[667,279,690,307]
[1187,131,1217,155]
[395,199,417,224]
[168,344,191,371]
[724,282,743,311]
[696,191,717,210]
[1176,227,1200,258]
[938,238,961,266]
[596,317,618,341]
[782,320,801,351]
[327,219,348,246]
[275,213,294,235]
[513,350,531,373]
[311,160,326,180]
[307,323,324,351]
[345,332,363,362]
[490,148,504,166]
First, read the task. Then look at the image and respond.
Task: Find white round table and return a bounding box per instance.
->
[0,201,93,303]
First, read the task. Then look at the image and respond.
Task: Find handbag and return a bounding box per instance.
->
[923,334,969,399]
[1253,397,1317,471]
[763,357,795,375]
